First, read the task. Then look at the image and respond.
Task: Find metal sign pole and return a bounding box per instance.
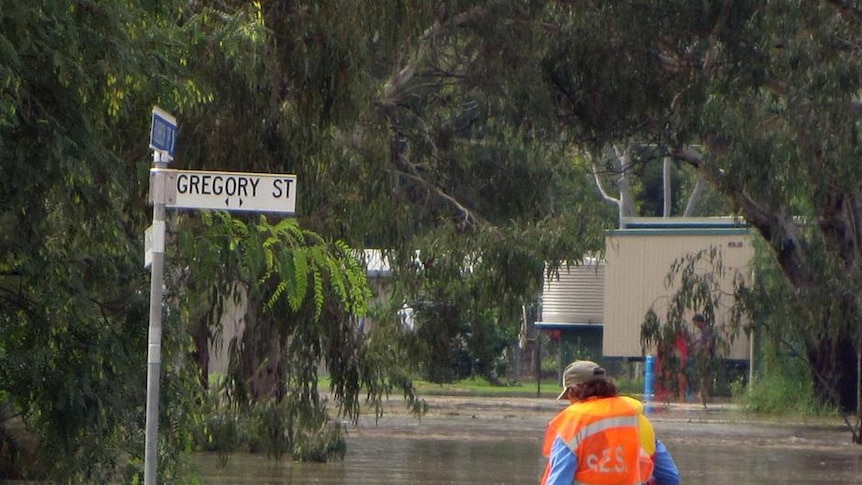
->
[144,153,168,485]
[143,106,176,484]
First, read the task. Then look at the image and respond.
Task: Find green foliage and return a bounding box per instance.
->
[193,389,346,464]
[0,0,606,479]
[541,0,862,412]
[0,0,218,480]
[171,212,423,461]
[742,370,838,418]
[12,0,862,478]
[244,397,345,462]
[410,376,558,398]
[615,375,645,397]
[174,0,614,435]
[732,236,858,411]
[354,302,427,419]
[399,226,548,384]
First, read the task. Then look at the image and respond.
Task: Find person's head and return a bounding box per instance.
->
[556,360,618,402]
[692,313,706,328]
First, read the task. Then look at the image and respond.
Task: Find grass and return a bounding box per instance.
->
[413,376,562,398]
[733,374,840,419]
[317,374,649,400]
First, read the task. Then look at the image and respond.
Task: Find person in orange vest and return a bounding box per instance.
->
[541,360,680,485]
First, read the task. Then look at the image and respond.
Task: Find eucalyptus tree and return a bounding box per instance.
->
[167,2,438,433]
[0,0,213,480]
[348,2,615,380]
[0,0,435,478]
[176,0,614,398]
[172,0,862,433]
[535,1,862,413]
[170,212,387,460]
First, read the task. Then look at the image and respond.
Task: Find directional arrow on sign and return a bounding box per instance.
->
[222,197,248,208]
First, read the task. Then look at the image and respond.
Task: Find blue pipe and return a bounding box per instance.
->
[644,355,655,413]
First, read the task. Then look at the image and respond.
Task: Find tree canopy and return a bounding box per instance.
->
[539,0,862,412]
[6,0,862,481]
[1,1,610,480]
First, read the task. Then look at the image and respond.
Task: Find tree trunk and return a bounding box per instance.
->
[616,148,636,220]
[806,334,857,413]
[683,175,705,217]
[192,317,210,390]
[241,303,285,401]
[735,189,859,413]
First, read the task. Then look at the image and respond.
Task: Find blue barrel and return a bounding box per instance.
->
[643,355,655,413]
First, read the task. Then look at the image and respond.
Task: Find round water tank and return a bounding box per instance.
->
[540,263,605,324]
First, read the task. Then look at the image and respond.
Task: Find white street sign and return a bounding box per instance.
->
[161,169,297,214]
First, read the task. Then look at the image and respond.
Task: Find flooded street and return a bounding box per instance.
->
[195,396,862,484]
[657,412,862,483]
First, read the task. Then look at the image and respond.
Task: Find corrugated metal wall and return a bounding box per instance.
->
[540,262,605,324]
[603,227,753,359]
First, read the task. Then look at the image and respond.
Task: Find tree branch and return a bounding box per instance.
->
[702,0,733,74]
[586,149,619,202]
[591,164,620,205]
[682,172,704,218]
[736,191,815,289]
[822,0,862,23]
[392,169,488,227]
[381,6,485,106]
[671,145,815,288]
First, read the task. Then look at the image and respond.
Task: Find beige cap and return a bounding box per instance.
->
[556,360,608,400]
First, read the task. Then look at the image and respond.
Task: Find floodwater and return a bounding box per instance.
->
[195,397,862,484]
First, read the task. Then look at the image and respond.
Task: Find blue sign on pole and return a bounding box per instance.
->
[149,106,177,157]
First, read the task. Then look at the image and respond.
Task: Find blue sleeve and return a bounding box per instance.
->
[651,440,680,485]
[544,436,577,485]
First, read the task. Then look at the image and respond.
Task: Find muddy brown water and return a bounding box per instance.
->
[195,396,862,484]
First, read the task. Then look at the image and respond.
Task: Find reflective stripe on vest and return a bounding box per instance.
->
[572,477,649,484]
[564,414,640,452]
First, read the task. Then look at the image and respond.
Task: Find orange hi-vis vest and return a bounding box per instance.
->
[542,396,654,485]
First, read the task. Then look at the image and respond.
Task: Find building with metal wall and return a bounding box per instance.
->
[603,217,753,360]
[536,218,754,365]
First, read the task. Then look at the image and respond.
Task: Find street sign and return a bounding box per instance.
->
[161,169,298,214]
[149,106,177,156]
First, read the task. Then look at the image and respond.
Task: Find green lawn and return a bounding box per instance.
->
[317,375,646,400]
[413,377,562,398]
